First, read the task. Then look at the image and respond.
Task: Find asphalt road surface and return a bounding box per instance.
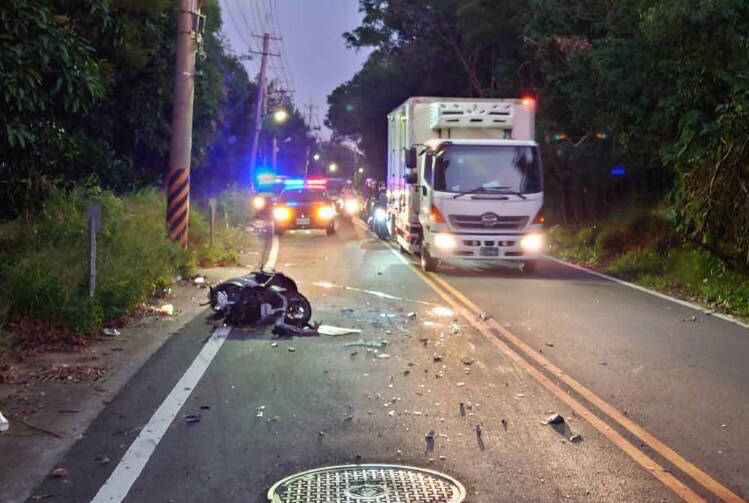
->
[29,218,748,502]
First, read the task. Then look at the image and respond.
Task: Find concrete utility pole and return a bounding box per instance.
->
[167,0,201,248]
[248,33,280,191]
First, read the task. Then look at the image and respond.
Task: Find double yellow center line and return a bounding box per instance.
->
[353,220,745,503]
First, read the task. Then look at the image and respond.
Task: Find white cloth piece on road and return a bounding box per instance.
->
[0,410,9,432]
[317,325,362,336]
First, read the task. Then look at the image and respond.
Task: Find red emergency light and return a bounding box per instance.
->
[306,178,327,186]
[521,96,536,107]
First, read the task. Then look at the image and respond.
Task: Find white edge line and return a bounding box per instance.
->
[546,255,749,329]
[266,234,279,269]
[90,326,230,503]
[91,234,281,502]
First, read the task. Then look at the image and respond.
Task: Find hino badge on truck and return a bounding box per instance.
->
[385,97,544,272]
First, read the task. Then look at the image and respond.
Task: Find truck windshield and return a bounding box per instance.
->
[433,145,542,194]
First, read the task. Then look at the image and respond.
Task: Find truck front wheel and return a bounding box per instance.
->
[521,260,538,274]
[421,249,438,273]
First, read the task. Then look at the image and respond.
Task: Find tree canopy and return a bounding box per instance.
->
[327,0,749,262]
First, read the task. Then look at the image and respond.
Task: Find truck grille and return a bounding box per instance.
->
[449,214,528,230]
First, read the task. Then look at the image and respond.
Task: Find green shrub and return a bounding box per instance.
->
[218,187,253,227]
[0,184,258,339]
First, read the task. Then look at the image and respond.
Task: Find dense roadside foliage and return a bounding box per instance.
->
[0,184,256,338]
[0,0,315,216]
[328,0,749,267]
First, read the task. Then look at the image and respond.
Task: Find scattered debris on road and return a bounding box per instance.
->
[478,312,490,321]
[407,312,417,319]
[184,414,201,424]
[376,353,391,359]
[193,276,206,287]
[569,434,583,443]
[545,413,564,425]
[344,339,386,349]
[461,356,475,365]
[270,342,278,348]
[288,347,296,352]
[51,467,68,479]
[0,410,9,432]
[317,325,362,336]
[155,304,174,316]
[545,342,554,347]
[432,354,442,362]
[101,328,120,337]
[95,455,111,465]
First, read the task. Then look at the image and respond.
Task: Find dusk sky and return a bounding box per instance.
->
[218,0,371,138]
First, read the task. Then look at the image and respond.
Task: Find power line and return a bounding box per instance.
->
[266,0,294,94]
[223,0,253,49]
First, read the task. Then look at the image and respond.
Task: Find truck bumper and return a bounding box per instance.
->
[428,231,544,261]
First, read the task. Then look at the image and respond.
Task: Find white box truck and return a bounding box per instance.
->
[386,97,544,272]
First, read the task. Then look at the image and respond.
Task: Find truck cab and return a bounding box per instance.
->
[387,98,544,272]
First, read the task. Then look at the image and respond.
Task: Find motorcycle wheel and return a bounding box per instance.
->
[284,292,312,327]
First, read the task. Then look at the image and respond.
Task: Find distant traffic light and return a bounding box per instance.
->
[595,132,610,140]
[551,133,567,142]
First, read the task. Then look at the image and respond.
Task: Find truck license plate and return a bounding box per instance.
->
[480,247,499,257]
[296,217,310,226]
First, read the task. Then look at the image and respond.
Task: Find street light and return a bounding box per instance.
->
[273,108,289,124]
[358,167,364,174]
[313,153,320,161]
[329,163,338,173]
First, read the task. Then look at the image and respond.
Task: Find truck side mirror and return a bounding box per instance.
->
[405,147,417,169]
[405,171,417,184]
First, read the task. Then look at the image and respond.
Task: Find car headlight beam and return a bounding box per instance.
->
[317,205,336,220]
[252,196,266,210]
[344,199,358,214]
[273,207,291,221]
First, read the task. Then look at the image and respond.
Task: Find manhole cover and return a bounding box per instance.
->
[267,464,466,503]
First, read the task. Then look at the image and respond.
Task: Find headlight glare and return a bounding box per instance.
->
[520,233,544,252]
[252,196,266,210]
[317,205,335,220]
[434,233,457,250]
[344,199,358,214]
[273,207,291,221]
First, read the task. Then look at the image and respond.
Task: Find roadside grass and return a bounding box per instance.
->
[0,185,256,355]
[548,208,749,319]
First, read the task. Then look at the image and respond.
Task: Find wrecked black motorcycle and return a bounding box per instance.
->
[208,269,313,333]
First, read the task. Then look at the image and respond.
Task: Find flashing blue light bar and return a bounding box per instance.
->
[284,178,305,186]
[286,201,299,207]
[256,172,276,185]
[611,166,626,177]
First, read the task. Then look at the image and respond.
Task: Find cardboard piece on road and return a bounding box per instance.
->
[317,325,362,336]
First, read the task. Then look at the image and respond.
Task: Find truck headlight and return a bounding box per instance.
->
[434,233,457,250]
[374,207,387,222]
[520,233,544,252]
